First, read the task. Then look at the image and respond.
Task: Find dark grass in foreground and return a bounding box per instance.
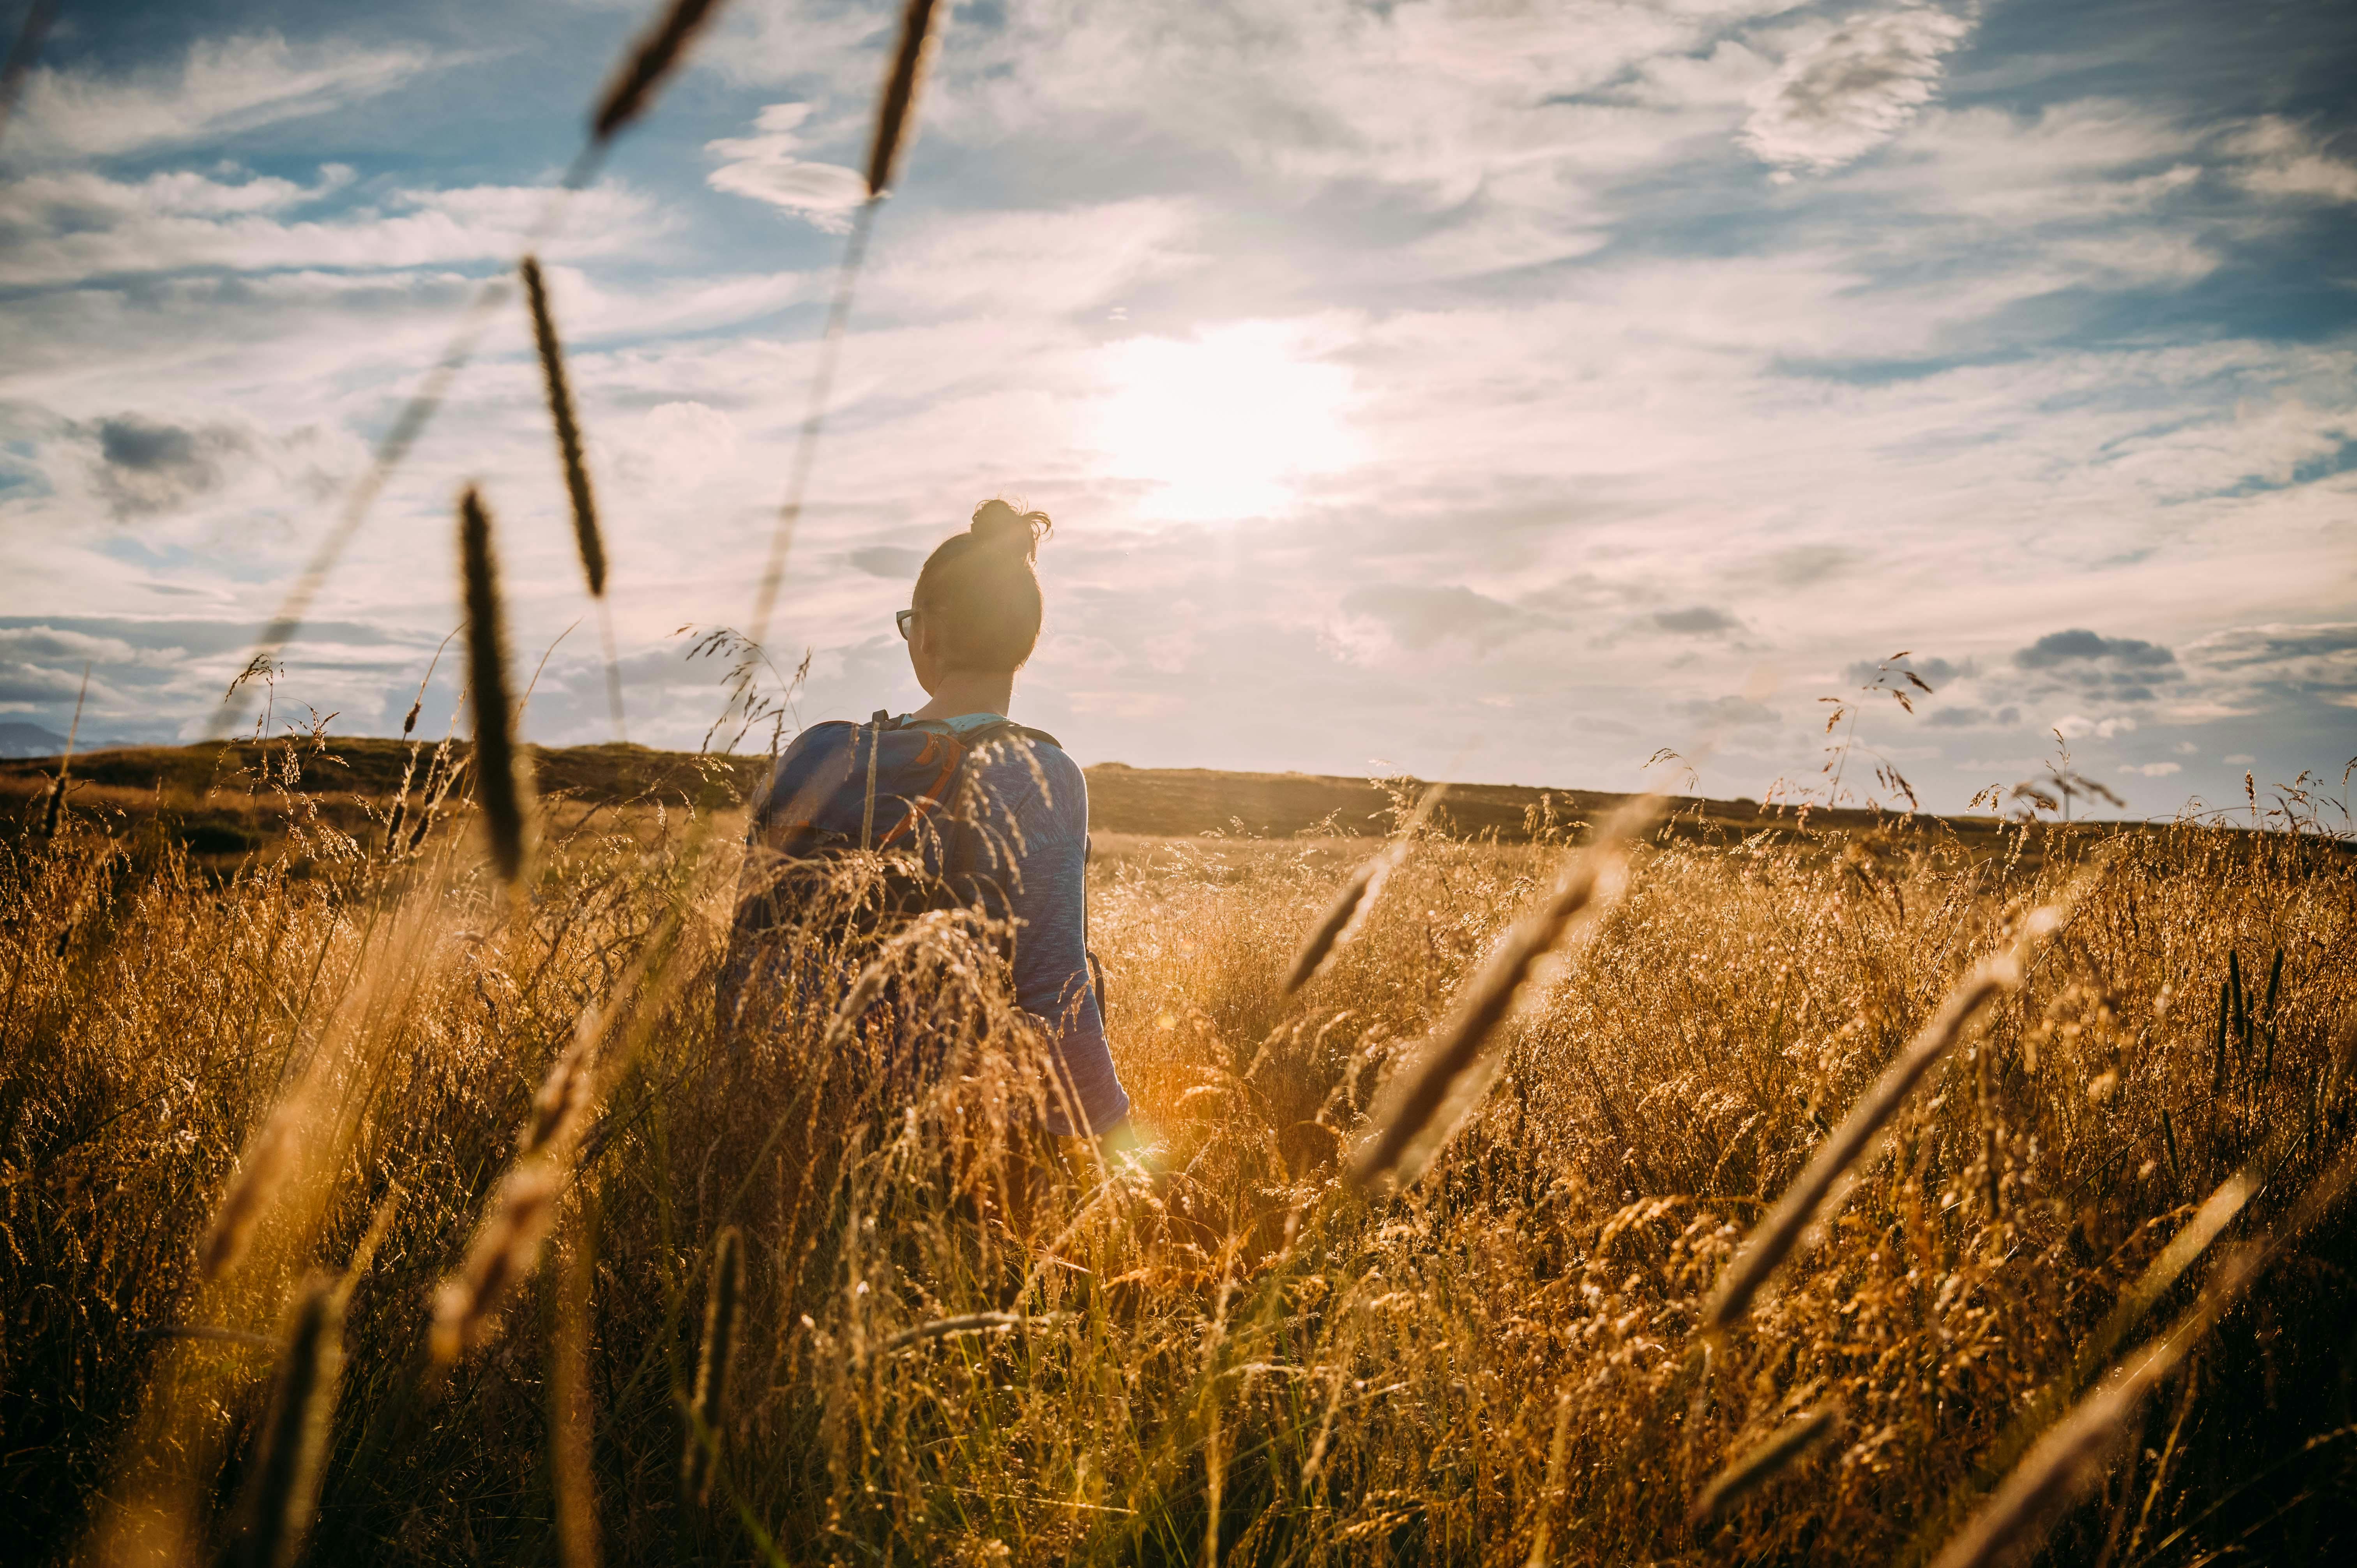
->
[2,779,2354,1564]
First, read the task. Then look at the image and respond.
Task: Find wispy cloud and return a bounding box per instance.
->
[10,32,435,159]
[705,103,867,231]
[1742,5,1976,175]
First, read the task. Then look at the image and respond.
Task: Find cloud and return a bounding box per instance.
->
[846,546,926,579]
[85,415,252,518]
[2226,117,2357,204]
[1341,584,1525,651]
[12,33,433,159]
[47,413,357,526]
[0,168,663,288]
[1654,606,1740,636]
[1925,705,2018,728]
[2175,623,2357,718]
[0,626,144,665]
[1678,694,1779,728]
[2120,761,2182,777]
[1741,6,1975,175]
[705,104,868,231]
[1846,653,1968,686]
[1764,545,1859,586]
[2012,629,2184,702]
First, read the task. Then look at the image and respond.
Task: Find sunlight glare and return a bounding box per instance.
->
[1088,324,1361,522]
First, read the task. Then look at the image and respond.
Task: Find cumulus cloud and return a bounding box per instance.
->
[11,33,434,159]
[41,412,361,528]
[2013,629,2184,703]
[2121,761,2182,777]
[2176,623,2357,717]
[1925,705,2018,728]
[1654,606,1740,636]
[705,104,868,231]
[1341,584,1526,651]
[1847,653,1969,686]
[1741,6,1975,175]
[85,415,253,518]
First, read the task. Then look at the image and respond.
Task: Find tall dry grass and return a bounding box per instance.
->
[3,753,2353,1564]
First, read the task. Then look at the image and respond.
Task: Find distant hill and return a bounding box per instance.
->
[1,736,2018,862]
[0,722,70,759]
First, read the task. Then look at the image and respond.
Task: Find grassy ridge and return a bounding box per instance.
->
[2,739,2016,865]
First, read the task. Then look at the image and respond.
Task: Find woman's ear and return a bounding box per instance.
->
[906,607,938,692]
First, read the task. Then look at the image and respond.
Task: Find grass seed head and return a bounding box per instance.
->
[1703,907,2067,1333]
[235,1275,345,1568]
[431,1160,562,1367]
[682,1225,744,1504]
[1283,848,1394,994]
[520,256,606,599]
[865,0,943,196]
[592,0,726,142]
[198,1102,300,1281]
[1350,796,1656,1195]
[1690,1407,1839,1525]
[459,486,534,886]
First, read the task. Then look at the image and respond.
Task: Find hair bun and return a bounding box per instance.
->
[970,498,1051,562]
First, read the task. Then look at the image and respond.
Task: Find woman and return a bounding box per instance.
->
[733,499,1131,1142]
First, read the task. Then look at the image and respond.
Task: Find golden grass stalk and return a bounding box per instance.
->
[431,1010,610,1367]
[431,1161,560,1367]
[592,0,726,142]
[1701,906,2067,1334]
[234,1275,345,1568]
[1283,784,1448,995]
[1690,1407,1839,1526]
[197,1101,300,1281]
[35,662,87,841]
[681,1225,744,1505]
[1348,795,1660,1196]
[1523,1390,1575,1568]
[552,1189,601,1568]
[1897,1172,2253,1566]
[459,487,535,886]
[526,1011,603,1157]
[865,0,944,196]
[1927,1245,2260,1568]
[520,256,606,599]
[876,1310,1063,1356]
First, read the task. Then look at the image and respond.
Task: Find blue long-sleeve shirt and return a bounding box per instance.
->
[912,713,1129,1136]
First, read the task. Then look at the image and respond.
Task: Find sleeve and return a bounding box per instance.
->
[1002,752,1131,1136]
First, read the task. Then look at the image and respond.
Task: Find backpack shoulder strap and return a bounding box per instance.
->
[957,719,1061,751]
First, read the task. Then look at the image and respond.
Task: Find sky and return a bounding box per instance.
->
[2,0,2353,817]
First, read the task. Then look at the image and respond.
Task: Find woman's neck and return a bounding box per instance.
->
[913,669,1014,722]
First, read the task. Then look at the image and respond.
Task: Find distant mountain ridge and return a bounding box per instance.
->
[0,722,71,759]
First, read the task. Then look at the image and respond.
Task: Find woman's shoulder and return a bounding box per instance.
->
[969,728,1087,829]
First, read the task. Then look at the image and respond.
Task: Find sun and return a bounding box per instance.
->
[1087,323,1362,522]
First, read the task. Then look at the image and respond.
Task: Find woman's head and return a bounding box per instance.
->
[905,499,1052,686]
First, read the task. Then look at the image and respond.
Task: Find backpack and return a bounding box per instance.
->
[720,711,1079,1027]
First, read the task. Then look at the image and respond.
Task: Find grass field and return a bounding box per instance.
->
[4,735,2354,1565]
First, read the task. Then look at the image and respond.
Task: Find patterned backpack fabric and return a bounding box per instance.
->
[720,711,1061,1024]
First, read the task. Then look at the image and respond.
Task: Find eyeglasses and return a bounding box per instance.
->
[894,608,917,640]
